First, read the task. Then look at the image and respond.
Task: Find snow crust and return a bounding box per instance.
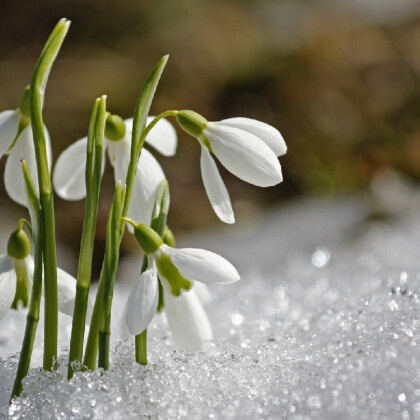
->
[1,192,420,419]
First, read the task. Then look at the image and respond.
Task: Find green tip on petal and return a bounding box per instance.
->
[155,252,191,296]
[176,110,208,139]
[125,220,163,255]
[11,259,29,309]
[105,113,126,141]
[7,228,31,260]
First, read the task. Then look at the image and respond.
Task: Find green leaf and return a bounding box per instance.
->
[131,55,169,159]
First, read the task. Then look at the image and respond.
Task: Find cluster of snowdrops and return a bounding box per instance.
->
[0,19,287,401]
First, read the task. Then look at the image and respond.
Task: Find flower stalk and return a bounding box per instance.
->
[98,183,125,370]
[68,96,106,378]
[29,18,70,371]
[10,161,43,400]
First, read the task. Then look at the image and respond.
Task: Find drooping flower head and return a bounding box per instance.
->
[175,110,287,224]
[53,113,177,226]
[0,226,91,321]
[0,86,52,206]
[124,221,239,349]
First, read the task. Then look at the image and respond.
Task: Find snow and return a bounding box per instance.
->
[1,181,420,419]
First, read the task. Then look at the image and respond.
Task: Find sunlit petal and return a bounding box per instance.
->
[53,137,89,200]
[193,282,212,305]
[165,288,213,351]
[56,268,77,317]
[0,255,16,320]
[126,267,159,335]
[4,127,37,206]
[218,117,287,157]
[204,124,282,187]
[200,146,234,224]
[126,148,165,229]
[160,244,240,284]
[144,116,177,157]
[107,134,130,172]
[0,110,20,158]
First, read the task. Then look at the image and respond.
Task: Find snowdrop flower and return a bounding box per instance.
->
[53,114,177,225]
[176,110,287,224]
[0,86,52,206]
[125,222,239,349]
[0,227,91,321]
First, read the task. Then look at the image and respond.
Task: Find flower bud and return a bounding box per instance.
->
[105,113,126,141]
[7,228,30,260]
[130,222,163,255]
[176,110,208,138]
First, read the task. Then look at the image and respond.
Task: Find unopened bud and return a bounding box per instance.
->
[105,113,126,141]
[7,228,30,260]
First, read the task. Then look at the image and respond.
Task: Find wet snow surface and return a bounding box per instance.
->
[1,195,420,419]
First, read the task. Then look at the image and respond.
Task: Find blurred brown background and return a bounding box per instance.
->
[1,0,420,267]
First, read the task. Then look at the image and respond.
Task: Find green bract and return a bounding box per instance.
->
[7,228,30,260]
[105,113,126,141]
[176,110,208,138]
[128,221,164,255]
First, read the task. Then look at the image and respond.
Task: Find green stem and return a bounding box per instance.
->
[83,56,168,370]
[40,193,58,370]
[98,184,124,370]
[29,18,70,371]
[10,162,43,401]
[68,96,106,379]
[98,332,110,370]
[83,270,104,370]
[135,331,148,365]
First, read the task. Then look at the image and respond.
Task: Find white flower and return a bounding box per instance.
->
[0,254,92,321]
[53,116,177,226]
[125,244,239,349]
[164,287,213,351]
[177,111,287,224]
[0,109,52,206]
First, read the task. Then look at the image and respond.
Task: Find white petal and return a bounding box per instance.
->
[107,135,130,171]
[0,110,20,158]
[160,244,240,284]
[45,126,53,171]
[4,127,38,206]
[200,146,234,224]
[204,124,282,187]
[0,255,16,320]
[165,288,213,351]
[124,117,178,157]
[53,137,89,200]
[125,267,159,335]
[145,116,177,157]
[193,282,212,305]
[126,148,165,228]
[24,255,35,291]
[218,117,287,157]
[56,268,78,317]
